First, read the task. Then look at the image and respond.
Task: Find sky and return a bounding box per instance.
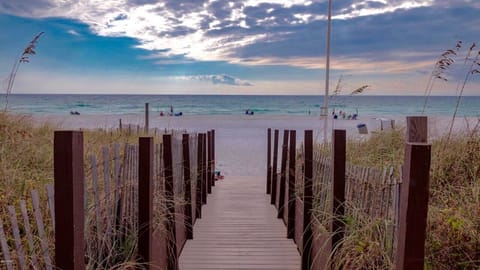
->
[0,0,479,95]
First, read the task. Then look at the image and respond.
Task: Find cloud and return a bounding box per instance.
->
[175,74,253,86]
[67,29,81,36]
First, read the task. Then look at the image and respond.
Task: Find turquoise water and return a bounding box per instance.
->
[2,94,479,117]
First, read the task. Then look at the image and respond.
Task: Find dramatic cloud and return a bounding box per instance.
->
[175,74,253,86]
[2,0,474,69]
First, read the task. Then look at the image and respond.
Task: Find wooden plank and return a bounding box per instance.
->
[89,155,102,240]
[45,184,55,231]
[31,189,53,270]
[396,143,431,270]
[19,200,39,268]
[196,134,204,218]
[179,176,300,269]
[7,206,27,269]
[0,216,13,270]
[103,146,112,241]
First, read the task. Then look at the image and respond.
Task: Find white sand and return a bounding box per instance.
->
[30,114,478,177]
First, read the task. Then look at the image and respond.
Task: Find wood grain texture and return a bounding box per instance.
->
[179,176,300,270]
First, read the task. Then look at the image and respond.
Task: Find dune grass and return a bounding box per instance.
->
[322,127,480,269]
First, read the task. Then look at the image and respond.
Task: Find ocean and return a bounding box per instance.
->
[2,94,479,117]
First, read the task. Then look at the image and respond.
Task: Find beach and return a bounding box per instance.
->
[30,113,478,177]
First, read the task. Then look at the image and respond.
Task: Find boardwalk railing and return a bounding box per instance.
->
[267,116,431,270]
[0,129,217,270]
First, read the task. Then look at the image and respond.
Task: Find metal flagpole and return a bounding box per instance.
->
[323,0,332,144]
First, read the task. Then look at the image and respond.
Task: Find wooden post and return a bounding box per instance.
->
[302,130,313,270]
[138,137,154,268]
[54,131,85,270]
[209,130,215,187]
[278,130,289,218]
[183,134,193,239]
[287,130,296,239]
[145,103,149,133]
[212,129,215,182]
[201,133,207,205]
[196,134,204,218]
[119,118,122,131]
[331,129,346,252]
[207,131,212,193]
[395,142,431,270]
[267,128,272,194]
[406,116,427,143]
[163,134,178,270]
[271,129,279,205]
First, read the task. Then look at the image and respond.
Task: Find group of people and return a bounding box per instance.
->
[245,109,254,115]
[159,105,183,117]
[70,111,80,115]
[333,110,357,120]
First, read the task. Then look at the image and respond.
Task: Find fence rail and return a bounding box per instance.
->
[0,129,216,270]
[267,116,431,270]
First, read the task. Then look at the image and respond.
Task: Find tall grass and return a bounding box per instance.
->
[311,127,479,269]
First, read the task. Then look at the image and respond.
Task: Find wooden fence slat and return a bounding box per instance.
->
[201,133,207,205]
[7,206,26,269]
[31,189,53,270]
[183,134,193,240]
[19,200,39,268]
[90,155,102,240]
[103,146,112,241]
[207,131,213,193]
[302,130,313,270]
[45,184,55,231]
[278,130,289,218]
[113,143,121,237]
[271,129,279,205]
[0,216,13,270]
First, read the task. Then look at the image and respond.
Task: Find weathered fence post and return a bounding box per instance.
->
[207,131,212,193]
[138,137,155,268]
[278,130,289,217]
[271,129,279,205]
[331,129,346,252]
[287,130,296,239]
[406,116,428,143]
[396,142,431,270]
[145,102,149,133]
[302,130,313,270]
[163,134,178,270]
[183,134,193,239]
[119,118,122,131]
[212,129,216,183]
[201,133,207,205]
[267,128,272,194]
[195,133,203,218]
[209,130,215,187]
[54,131,85,270]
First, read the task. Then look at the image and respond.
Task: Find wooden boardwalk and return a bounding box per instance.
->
[179,176,300,269]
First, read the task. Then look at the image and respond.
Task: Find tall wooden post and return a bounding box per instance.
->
[138,137,154,268]
[196,134,204,218]
[201,133,207,204]
[267,128,272,194]
[302,130,313,270]
[119,118,122,131]
[54,131,85,270]
[145,103,150,133]
[209,130,215,187]
[271,129,279,205]
[406,116,428,143]
[396,143,431,270]
[163,134,178,270]
[212,129,216,182]
[206,131,212,193]
[287,130,296,239]
[183,134,193,239]
[278,130,289,217]
[331,129,346,252]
